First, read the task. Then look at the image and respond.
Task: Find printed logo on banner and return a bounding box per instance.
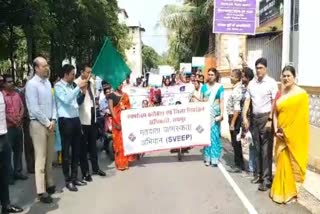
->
[128,133,136,142]
[196,125,204,134]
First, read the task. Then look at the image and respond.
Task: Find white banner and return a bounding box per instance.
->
[121,102,210,155]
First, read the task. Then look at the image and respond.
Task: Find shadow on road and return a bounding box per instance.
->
[24,198,61,214]
[135,154,203,166]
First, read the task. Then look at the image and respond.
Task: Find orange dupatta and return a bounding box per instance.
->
[112,93,136,170]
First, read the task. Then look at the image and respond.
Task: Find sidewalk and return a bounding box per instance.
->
[221,135,320,213]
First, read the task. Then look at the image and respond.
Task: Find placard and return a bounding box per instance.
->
[121,102,210,155]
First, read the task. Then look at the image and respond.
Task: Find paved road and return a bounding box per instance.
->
[10,144,312,214]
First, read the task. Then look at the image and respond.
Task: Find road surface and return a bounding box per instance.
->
[9,143,313,214]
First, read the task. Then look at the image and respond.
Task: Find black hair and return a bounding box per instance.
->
[282,65,296,77]
[101,80,108,86]
[79,63,91,73]
[232,69,242,81]
[207,67,220,82]
[255,57,267,68]
[61,64,75,78]
[103,85,111,94]
[175,101,182,105]
[243,67,254,81]
[2,74,12,83]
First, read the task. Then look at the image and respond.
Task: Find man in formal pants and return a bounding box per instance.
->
[54,64,89,192]
[2,75,28,182]
[25,56,56,203]
[75,64,106,182]
[0,90,23,214]
[243,58,278,191]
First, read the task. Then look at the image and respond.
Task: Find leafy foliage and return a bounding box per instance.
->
[159,0,215,69]
[142,45,160,72]
[0,0,130,79]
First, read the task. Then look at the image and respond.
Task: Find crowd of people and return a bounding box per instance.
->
[0,56,310,213]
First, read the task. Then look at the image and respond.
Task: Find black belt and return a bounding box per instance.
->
[252,112,270,117]
[31,118,54,121]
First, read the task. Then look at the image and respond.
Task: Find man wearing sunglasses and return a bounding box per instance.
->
[242,58,278,192]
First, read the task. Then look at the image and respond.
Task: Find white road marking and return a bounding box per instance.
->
[218,163,259,214]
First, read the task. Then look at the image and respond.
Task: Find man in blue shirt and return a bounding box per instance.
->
[25,56,57,204]
[54,64,88,192]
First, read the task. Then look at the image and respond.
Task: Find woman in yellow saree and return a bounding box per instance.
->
[270,65,309,204]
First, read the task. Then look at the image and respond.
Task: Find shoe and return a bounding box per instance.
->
[46,185,56,195]
[1,204,24,213]
[73,180,87,186]
[14,173,28,180]
[212,164,218,167]
[205,161,210,167]
[66,182,78,192]
[93,169,106,177]
[228,167,242,173]
[28,170,35,174]
[258,183,271,191]
[83,174,93,182]
[251,176,262,184]
[38,193,53,204]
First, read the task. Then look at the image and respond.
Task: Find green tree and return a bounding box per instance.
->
[0,0,130,80]
[159,0,214,68]
[142,45,160,72]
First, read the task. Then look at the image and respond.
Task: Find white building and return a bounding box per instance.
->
[118,8,145,82]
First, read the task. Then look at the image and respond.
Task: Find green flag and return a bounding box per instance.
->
[92,38,131,89]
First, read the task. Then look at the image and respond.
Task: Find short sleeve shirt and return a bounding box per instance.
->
[245,76,278,114]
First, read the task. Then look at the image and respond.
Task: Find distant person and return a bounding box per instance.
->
[270,66,309,204]
[191,80,202,102]
[142,100,149,108]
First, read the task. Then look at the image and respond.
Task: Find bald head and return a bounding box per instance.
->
[33,56,49,78]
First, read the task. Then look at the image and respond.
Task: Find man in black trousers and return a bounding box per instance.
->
[0,89,23,213]
[75,64,106,182]
[54,64,89,192]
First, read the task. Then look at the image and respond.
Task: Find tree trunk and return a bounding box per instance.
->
[9,25,15,82]
[208,32,215,55]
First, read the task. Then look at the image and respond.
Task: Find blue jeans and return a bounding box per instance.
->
[248,143,257,174]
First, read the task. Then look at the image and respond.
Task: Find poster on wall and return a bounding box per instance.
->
[213,0,257,35]
[121,102,210,155]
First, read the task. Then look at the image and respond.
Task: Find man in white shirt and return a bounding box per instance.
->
[75,64,106,182]
[0,90,24,213]
[243,58,278,192]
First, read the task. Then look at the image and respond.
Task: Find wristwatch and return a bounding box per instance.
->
[268,117,272,121]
